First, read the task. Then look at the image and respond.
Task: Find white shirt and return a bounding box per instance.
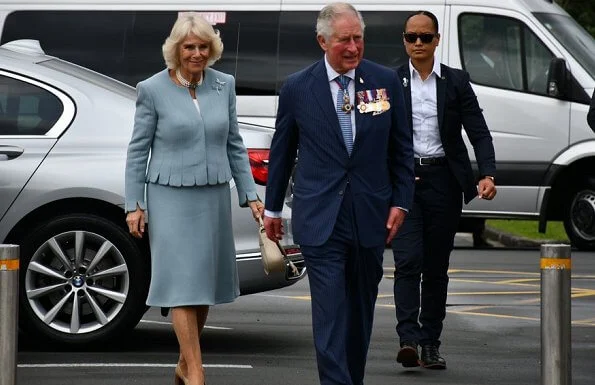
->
[265,57,357,219]
[409,58,445,158]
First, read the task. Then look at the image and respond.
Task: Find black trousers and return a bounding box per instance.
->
[391,163,463,346]
[301,186,384,385]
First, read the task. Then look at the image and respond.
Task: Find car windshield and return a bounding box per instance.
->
[534,12,595,79]
[38,58,136,99]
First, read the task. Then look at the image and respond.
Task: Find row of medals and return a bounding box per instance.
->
[342,92,391,114]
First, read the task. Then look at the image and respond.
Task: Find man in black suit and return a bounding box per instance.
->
[392,11,497,370]
[588,90,595,130]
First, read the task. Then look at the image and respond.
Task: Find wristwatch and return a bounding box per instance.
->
[483,175,495,182]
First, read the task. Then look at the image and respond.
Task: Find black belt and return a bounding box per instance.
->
[414,156,447,166]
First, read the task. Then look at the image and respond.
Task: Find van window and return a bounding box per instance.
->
[278,11,411,83]
[0,75,63,136]
[1,10,278,95]
[459,14,554,96]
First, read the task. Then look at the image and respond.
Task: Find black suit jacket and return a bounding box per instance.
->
[397,63,496,204]
[588,89,595,130]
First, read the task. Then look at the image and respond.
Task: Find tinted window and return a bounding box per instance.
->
[459,14,554,95]
[2,10,278,95]
[0,75,63,136]
[278,11,411,83]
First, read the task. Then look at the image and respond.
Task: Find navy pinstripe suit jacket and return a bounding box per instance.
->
[266,59,415,247]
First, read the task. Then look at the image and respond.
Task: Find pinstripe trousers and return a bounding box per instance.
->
[301,186,385,385]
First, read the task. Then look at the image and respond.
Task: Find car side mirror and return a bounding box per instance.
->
[546,57,568,98]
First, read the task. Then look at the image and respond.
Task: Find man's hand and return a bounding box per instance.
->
[264,215,284,242]
[478,177,497,200]
[386,207,407,244]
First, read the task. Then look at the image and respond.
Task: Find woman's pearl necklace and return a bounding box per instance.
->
[176,68,203,89]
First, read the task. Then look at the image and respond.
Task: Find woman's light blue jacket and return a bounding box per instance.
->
[125,68,258,212]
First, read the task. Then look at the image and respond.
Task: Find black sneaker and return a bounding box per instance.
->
[420,344,446,369]
[396,342,420,368]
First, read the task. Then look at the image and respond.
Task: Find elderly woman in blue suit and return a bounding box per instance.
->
[124,13,263,385]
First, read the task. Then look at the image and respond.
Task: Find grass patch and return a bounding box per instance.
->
[486,220,569,242]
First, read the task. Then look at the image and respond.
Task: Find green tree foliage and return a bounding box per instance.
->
[556,0,595,36]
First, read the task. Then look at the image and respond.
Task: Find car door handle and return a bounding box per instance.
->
[0,146,24,160]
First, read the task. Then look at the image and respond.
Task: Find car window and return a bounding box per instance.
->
[0,75,63,136]
[459,13,554,96]
[1,10,278,95]
[278,11,411,84]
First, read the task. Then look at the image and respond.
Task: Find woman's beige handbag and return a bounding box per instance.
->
[258,216,287,274]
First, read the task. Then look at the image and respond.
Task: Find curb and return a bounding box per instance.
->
[483,225,565,248]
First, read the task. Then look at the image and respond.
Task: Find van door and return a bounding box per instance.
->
[448,7,570,217]
[0,71,67,221]
[0,7,282,127]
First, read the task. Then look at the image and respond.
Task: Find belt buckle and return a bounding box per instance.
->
[417,157,427,166]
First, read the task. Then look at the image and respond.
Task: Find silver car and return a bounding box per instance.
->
[0,40,304,346]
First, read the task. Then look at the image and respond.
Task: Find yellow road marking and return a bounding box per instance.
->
[448,291,541,295]
[450,278,540,288]
[495,278,540,284]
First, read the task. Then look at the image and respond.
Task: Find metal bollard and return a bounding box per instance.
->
[0,244,19,385]
[540,244,571,385]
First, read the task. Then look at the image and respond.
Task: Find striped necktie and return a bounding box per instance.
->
[335,75,353,155]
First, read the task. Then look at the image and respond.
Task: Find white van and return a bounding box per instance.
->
[1,0,594,249]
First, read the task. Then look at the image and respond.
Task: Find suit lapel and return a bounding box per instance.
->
[309,61,343,141]
[397,66,412,131]
[437,64,447,134]
[353,67,366,149]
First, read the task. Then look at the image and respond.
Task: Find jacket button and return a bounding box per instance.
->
[339,190,344,196]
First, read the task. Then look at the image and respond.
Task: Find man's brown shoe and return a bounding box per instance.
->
[396,342,420,368]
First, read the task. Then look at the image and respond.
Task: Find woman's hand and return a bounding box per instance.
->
[126,207,146,238]
[248,200,265,222]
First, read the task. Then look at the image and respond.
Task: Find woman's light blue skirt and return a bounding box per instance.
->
[146,182,240,307]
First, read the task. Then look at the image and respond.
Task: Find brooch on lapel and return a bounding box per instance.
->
[357,88,391,116]
[213,78,226,94]
[402,77,408,88]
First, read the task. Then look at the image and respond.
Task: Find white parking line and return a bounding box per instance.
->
[139,319,232,330]
[18,363,252,369]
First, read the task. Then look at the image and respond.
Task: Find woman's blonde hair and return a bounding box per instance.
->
[162,12,224,69]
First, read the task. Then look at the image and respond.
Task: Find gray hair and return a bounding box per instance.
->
[316,2,365,40]
[162,12,224,69]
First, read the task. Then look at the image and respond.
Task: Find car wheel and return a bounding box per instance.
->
[563,182,595,251]
[18,213,149,346]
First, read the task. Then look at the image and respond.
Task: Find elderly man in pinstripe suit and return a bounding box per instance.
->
[263,3,414,385]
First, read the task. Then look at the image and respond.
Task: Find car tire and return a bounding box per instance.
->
[18,213,149,346]
[563,181,595,251]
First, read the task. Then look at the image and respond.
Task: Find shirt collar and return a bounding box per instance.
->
[324,55,356,82]
[408,57,441,80]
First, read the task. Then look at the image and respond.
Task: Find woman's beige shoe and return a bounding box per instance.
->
[174,364,188,385]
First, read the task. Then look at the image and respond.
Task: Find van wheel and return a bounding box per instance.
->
[563,182,595,251]
[18,214,149,346]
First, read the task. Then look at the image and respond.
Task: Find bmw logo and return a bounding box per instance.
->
[72,275,84,288]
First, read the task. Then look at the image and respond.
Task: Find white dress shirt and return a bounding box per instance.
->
[409,58,445,158]
[265,56,357,219]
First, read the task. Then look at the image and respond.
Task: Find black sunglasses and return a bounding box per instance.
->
[403,33,436,44]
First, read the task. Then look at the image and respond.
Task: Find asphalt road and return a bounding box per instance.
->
[16,242,595,385]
